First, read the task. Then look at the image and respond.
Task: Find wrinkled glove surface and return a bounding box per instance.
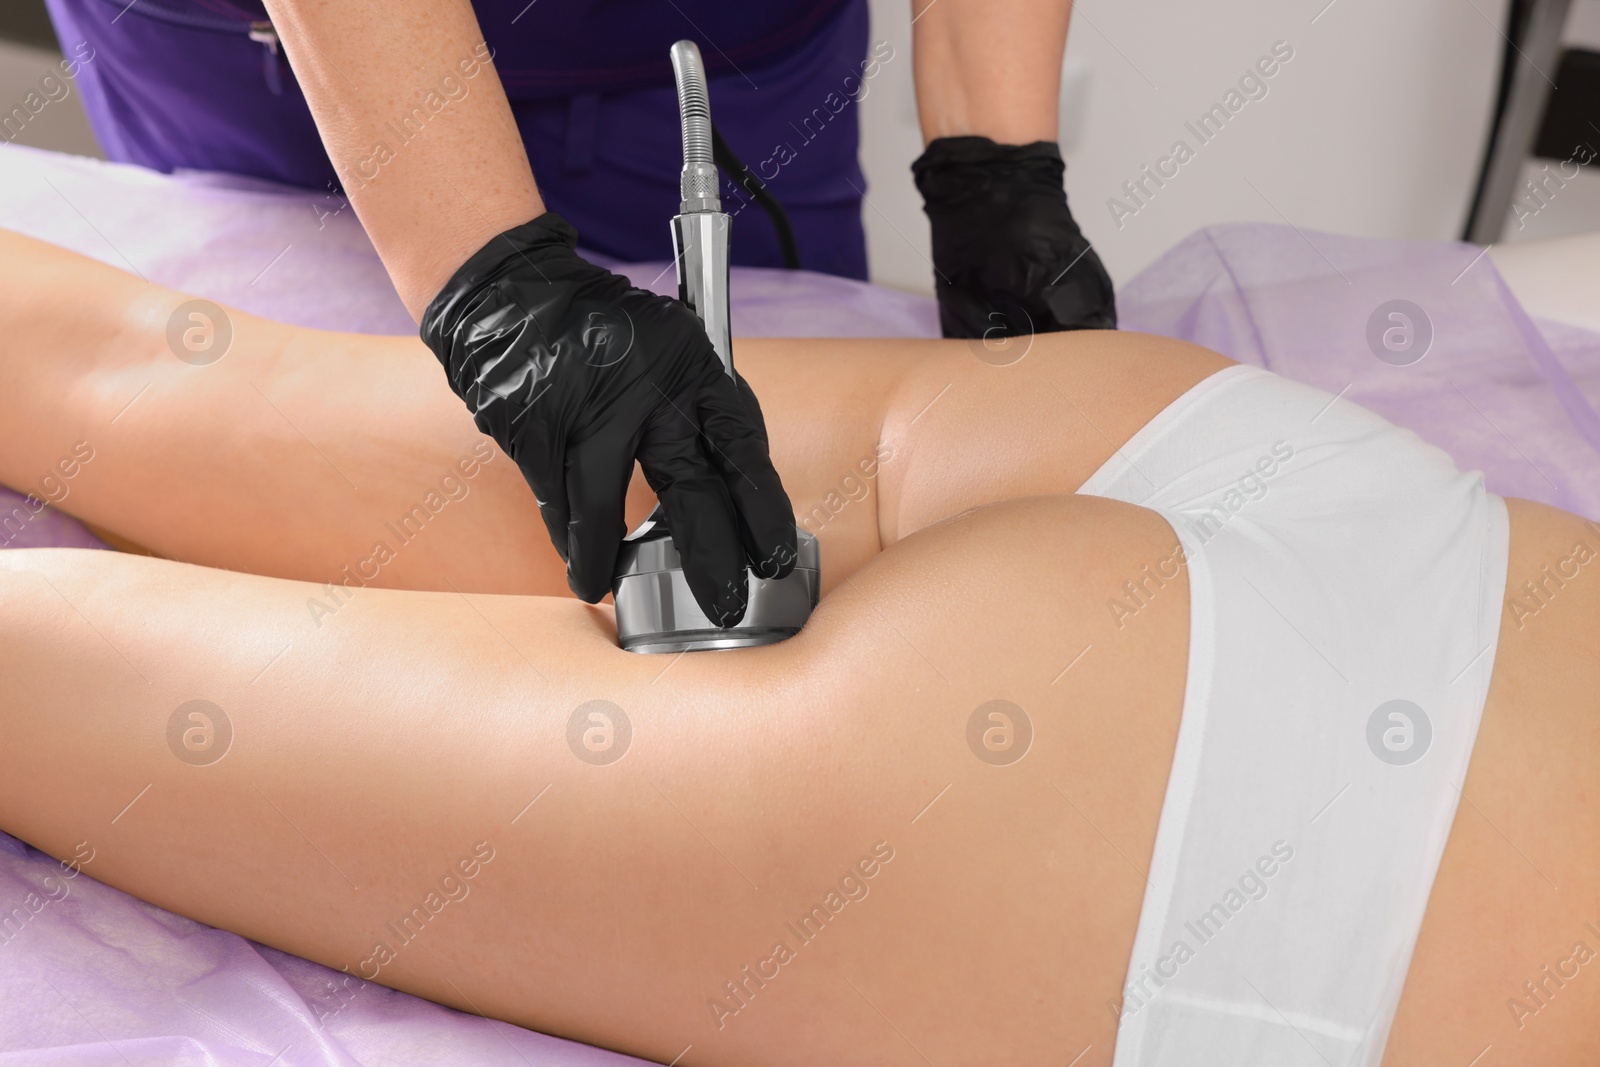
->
[913,136,1117,338]
[420,212,796,626]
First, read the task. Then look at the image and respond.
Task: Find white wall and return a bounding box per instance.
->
[858,0,1512,294]
[0,38,101,158]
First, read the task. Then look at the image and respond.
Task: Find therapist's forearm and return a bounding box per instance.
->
[261,0,543,320]
[910,0,1071,145]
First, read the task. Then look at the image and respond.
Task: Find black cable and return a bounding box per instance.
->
[710,122,802,271]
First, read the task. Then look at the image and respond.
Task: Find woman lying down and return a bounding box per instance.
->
[0,226,1596,1067]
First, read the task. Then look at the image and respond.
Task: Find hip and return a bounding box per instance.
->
[1384,496,1600,1066]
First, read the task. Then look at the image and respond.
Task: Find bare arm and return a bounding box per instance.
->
[260,0,543,319]
[910,0,1073,145]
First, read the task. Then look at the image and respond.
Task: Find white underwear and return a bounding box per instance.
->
[1079,363,1509,1066]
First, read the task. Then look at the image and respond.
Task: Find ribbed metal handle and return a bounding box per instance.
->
[670,40,720,212]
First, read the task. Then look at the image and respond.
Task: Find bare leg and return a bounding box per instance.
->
[0,490,1191,1067]
[0,227,568,594]
[0,228,1226,596]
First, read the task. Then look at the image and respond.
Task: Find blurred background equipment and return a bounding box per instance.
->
[1461,0,1594,242]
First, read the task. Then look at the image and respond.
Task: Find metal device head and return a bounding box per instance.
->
[614,519,821,654]
[611,40,821,655]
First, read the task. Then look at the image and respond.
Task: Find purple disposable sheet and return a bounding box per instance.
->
[1118,224,1600,520]
[1,143,1597,1064]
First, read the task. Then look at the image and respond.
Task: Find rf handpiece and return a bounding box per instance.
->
[610,40,820,654]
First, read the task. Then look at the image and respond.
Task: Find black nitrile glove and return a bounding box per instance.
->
[912,136,1117,338]
[420,212,796,626]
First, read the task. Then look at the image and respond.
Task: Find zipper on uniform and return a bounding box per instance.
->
[248,20,282,96]
[94,0,284,96]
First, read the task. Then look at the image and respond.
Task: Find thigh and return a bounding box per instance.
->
[0,488,1190,1067]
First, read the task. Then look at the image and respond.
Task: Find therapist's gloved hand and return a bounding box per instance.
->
[913,136,1117,338]
[420,212,796,626]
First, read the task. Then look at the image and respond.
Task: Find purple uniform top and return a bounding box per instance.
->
[40,0,874,277]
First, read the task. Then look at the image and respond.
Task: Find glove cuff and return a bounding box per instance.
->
[913,135,1062,169]
[911,136,1066,206]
